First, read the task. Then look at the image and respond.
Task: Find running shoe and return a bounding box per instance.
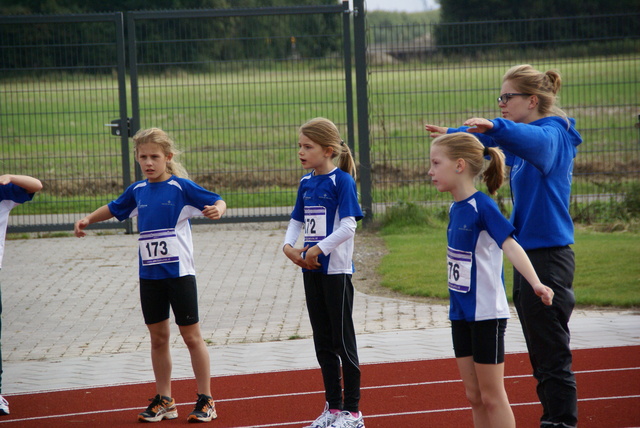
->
[328,410,365,428]
[137,394,178,422]
[304,402,338,428]
[0,395,9,415]
[187,393,217,423]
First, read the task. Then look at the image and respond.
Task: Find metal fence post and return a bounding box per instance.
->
[352,0,373,226]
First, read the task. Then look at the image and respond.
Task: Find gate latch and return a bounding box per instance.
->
[105,118,132,137]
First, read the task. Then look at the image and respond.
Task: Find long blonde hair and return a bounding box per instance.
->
[432,132,506,195]
[299,117,357,179]
[132,128,189,179]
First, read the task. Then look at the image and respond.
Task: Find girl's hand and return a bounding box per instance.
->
[283,244,309,269]
[303,245,322,270]
[202,204,222,220]
[424,124,448,138]
[74,218,90,238]
[534,284,554,306]
[463,118,493,133]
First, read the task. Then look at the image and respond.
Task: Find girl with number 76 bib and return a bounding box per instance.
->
[283,118,365,428]
[428,132,553,428]
[74,128,225,424]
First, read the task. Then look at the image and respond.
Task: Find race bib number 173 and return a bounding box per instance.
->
[139,228,180,266]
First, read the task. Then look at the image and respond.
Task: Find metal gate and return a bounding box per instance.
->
[1,2,360,233]
[1,13,133,232]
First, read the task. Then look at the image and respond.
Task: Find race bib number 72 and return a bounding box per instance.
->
[139,228,180,266]
[447,246,472,293]
[304,206,327,242]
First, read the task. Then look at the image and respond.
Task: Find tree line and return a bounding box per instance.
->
[1,0,637,73]
[0,0,342,74]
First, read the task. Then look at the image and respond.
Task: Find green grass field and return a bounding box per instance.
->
[2,55,637,182]
[375,207,640,308]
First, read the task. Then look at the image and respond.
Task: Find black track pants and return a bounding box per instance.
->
[303,272,361,413]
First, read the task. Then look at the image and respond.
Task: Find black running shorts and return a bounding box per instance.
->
[451,318,507,364]
[139,275,199,326]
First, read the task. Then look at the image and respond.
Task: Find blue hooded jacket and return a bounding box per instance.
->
[449,116,583,250]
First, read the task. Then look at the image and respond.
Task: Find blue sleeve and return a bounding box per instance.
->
[290,176,308,223]
[478,195,515,248]
[337,173,363,221]
[484,118,576,175]
[0,183,35,204]
[183,179,222,211]
[108,185,137,221]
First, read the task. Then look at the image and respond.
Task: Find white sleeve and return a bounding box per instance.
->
[283,218,304,249]
[317,216,356,255]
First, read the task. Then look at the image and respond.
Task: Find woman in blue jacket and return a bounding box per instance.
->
[426,64,582,428]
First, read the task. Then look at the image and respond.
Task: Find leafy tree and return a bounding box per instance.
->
[0,0,343,73]
[439,0,638,22]
[434,0,639,53]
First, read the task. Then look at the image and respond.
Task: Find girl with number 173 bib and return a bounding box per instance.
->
[74,128,225,423]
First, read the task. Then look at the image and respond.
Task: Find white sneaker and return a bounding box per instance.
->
[328,410,365,428]
[0,395,9,415]
[304,402,338,428]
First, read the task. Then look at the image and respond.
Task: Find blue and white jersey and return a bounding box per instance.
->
[108,176,222,280]
[447,192,514,321]
[291,167,363,275]
[0,183,35,268]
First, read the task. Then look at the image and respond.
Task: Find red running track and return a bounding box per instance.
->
[0,346,638,427]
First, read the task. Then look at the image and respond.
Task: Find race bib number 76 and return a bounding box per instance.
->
[447,246,472,293]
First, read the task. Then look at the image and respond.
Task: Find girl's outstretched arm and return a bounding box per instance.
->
[0,174,43,193]
[502,237,554,305]
[74,205,114,237]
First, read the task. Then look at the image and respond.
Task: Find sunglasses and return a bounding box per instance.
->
[497,93,531,104]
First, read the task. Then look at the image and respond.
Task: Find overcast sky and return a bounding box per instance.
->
[355,0,439,12]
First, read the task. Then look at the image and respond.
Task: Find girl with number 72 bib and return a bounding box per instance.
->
[74,128,225,424]
[283,118,365,428]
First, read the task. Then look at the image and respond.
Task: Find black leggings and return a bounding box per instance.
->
[303,272,361,413]
[513,246,577,428]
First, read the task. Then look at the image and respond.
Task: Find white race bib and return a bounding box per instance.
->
[447,246,472,293]
[304,206,327,242]
[139,228,180,266]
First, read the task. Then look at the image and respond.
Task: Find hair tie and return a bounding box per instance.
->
[483,147,490,156]
[340,140,345,146]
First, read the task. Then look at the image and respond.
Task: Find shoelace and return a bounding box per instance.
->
[146,395,169,413]
[311,410,333,427]
[194,395,212,412]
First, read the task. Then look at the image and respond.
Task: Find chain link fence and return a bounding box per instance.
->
[366,13,640,219]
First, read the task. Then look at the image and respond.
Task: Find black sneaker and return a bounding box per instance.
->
[137,394,178,422]
[187,394,217,423]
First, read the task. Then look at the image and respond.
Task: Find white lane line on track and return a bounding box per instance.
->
[3,395,639,426]
[1,367,638,424]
